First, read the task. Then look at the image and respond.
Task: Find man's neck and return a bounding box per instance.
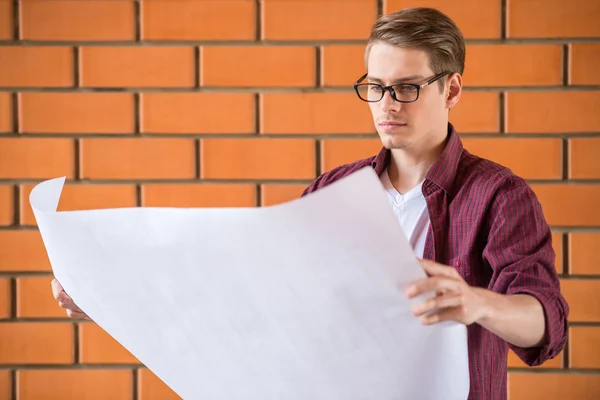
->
[387,131,448,194]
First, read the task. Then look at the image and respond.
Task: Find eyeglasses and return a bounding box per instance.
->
[353,72,450,103]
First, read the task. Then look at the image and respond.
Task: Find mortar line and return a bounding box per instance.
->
[12,183,19,226]
[563,44,570,86]
[134,0,141,42]
[11,92,19,134]
[73,47,80,88]
[12,0,19,41]
[256,184,262,207]
[562,137,569,181]
[315,140,322,177]
[500,0,507,39]
[255,0,262,41]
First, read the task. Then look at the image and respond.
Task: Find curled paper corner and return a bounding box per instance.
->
[29,176,67,214]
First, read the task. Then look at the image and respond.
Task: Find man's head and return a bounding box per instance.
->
[356,8,465,150]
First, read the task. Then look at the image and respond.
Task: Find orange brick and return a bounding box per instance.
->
[16,276,68,318]
[561,280,600,322]
[201,139,315,180]
[569,327,600,369]
[569,138,600,179]
[201,46,316,87]
[462,138,562,180]
[532,185,600,227]
[0,92,12,132]
[0,46,73,87]
[507,348,563,369]
[0,322,73,363]
[507,0,600,38]
[465,45,562,86]
[0,1,12,39]
[0,370,10,399]
[141,0,255,41]
[0,138,74,179]
[260,93,374,134]
[261,185,306,206]
[451,92,499,133]
[570,233,600,275]
[20,184,137,226]
[569,44,600,85]
[142,184,256,207]
[552,232,563,275]
[79,323,139,364]
[508,373,600,400]
[138,368,181,400]
[321,45,365,87]
[321,139,382,173]
[141,93,255,134]
[0,278,10,319]
[262,0,376,40]
[20,93,134,134]
[21,0,135,41]
[80,138,196,180]
[80,47,195,88]
[0,185,13,226]
[0,230,51,272]
[18,370,132,400]
[385,0,501,39]
[506,92,600,134]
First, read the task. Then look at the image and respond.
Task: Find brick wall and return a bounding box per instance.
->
[0,0,599,399]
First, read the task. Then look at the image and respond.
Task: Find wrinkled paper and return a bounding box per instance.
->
[30,167,469,399]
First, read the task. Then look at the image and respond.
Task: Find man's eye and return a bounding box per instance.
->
[397,85,417,93]
[369,85,383,92]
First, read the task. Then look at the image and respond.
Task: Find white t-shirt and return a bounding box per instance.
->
[380,168,430,258]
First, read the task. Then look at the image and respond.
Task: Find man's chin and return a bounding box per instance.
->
[388,143,410,150]
[379,133,411,150]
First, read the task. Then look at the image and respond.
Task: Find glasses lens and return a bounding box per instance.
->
[356,84,419,102]
[356,84,383,102]
[393,84,419,102]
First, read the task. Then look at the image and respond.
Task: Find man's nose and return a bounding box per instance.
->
[379,90,400,113]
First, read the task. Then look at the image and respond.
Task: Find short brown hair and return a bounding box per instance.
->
[365,7,466,79]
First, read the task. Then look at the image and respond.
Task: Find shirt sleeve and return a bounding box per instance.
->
[483,179,569,367]
[300,164,354,197]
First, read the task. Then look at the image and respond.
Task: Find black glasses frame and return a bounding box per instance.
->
[353,72,450,103]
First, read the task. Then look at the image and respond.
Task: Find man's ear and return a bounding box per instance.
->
[446,73,462,110]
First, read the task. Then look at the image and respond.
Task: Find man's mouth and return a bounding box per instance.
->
[379,121,407,127]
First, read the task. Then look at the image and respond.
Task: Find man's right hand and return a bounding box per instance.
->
[51,278,91,320]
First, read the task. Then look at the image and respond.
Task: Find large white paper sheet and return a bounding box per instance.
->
[30,167,469,399]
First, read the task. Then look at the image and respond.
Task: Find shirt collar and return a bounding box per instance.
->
[370,123,463,194]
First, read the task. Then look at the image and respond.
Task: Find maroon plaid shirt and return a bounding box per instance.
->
[301,123,569,400]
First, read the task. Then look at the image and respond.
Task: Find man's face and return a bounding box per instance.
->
[365,43,449,150]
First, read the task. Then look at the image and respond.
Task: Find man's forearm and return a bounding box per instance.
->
[475,289,547,348]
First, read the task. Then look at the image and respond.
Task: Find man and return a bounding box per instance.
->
[53,7,568,400]
[299,7,568,400]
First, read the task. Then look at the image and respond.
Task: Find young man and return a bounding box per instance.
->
[53,6,568,400]
[301,7,568,400]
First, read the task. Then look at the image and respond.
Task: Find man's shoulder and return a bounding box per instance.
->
[301,156,377,196]
[456,148,531,198]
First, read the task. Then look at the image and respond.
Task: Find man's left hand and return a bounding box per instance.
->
[404,259,490,326]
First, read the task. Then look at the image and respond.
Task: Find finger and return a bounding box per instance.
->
[51,278,64,299]
[405,276,461,299]
[66,309,90,320]
[419,259,460,279]
[420,306,463,325]
[412,294,463,317]
[58,299,83,312]
[51,278,71,304]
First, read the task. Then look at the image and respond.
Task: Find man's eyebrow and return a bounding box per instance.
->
[366,75,425,84]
